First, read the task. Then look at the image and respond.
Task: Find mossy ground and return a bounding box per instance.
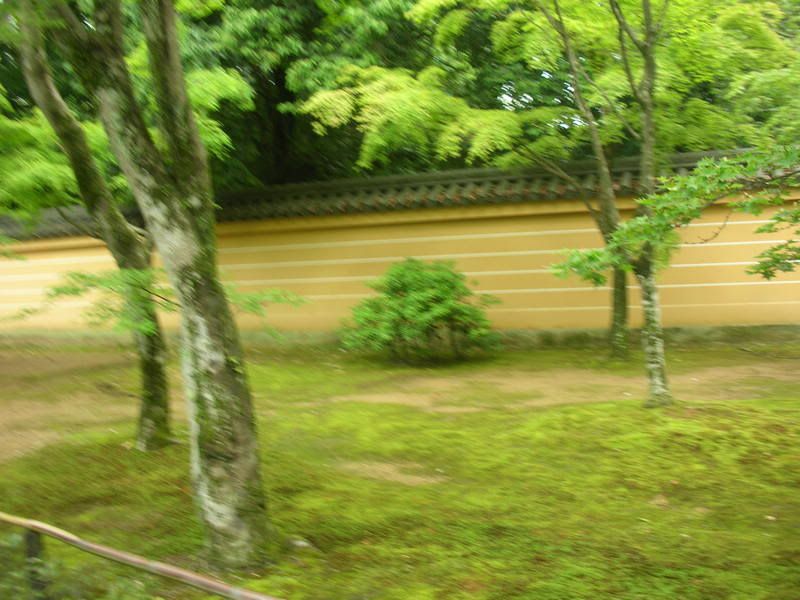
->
[0,336,798,599]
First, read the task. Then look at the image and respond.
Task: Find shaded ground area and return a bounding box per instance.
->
[0,338,799,599]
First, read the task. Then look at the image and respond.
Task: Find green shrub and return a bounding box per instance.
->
[342,259,499,361]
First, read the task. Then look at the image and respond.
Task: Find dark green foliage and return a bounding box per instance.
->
[0,233,20,258]
[18,268,304,336]
[343,258,498,361]
[0,533,154,599]
[556,147,800,286]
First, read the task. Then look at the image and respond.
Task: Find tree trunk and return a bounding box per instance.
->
[634,265,672,407]
[42,0,271,567]
[17,2,171,451]
[543,3,629,358]
[133,287,171,451]
[177,260,270,567]
[634,5,672,406]
[609,267,629,358]
[608,0,671,401]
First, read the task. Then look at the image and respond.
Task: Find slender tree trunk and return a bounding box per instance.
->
[634,266,671,406]
[17,2,171,450]
[132,285,171,451]
[609,0,672,403]
[542,1,630,358]
[609,267,629,358]
[634,19,672,405]
[41,0,271,567]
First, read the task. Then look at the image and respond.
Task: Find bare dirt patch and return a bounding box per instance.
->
[671,362,800,401]
[0,394,133,462]
[0,350,131,379]
[474,370,644,406]
[0,392,187,463]
[330,391,487,414]
[331,360,800,412]
[338,461,447,485]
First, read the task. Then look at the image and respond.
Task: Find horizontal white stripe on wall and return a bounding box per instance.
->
[657,280,800,289]
[1,233,784,272]
[0,273,62,283]
[298,279,800,302]
[216,262,769,286]
[221,240,784,271]
[0,255,112,267]
[491,300,800,313]
[0,300,88,310]
[486,279,800,295]
[0,295,800,322]
[221,248,565,270]
[220,227,598,254]
[0,260,775,289]
[681,239,784,248]
[218,219,770,255]
[3,270,798,299]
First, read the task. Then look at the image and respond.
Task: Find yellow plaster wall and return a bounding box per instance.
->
[2,199,798,332]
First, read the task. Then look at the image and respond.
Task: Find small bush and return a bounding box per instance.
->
[342,259,499,362]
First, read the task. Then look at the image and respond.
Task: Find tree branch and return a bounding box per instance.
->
[139,0,211,201]
[572,59,641,140]
[17,0,152,267]
[609,0,645,51]
[617,25,643,103]
[515,146,601,220]
[653,0,670,39]
[56,206,99,239]
[50,0,89,44]
[143,287,180,308]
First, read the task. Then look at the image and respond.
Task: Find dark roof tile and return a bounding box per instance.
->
[1,150,743,241]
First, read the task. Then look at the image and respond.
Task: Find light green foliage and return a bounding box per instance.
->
[0,340,798,598]
[0,38,252,227]
[649,147,800,281]
[2,47,252,216]
[45,270,174,335]
[554,147,800,286]
[186,68,256,157]
[127,31,257,160]
[224,285,305,320]
[302,0,795,172]
[343,258,498,361]
[302,65,581,168]
[285,0,421,95]
[0,83,82,218]
[35,268,304,335]
[0,234,21,259]
[176,0,226,19]
[0,535,27,599]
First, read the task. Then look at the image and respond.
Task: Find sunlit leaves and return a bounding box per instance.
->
[343,258,498,360]
[554,147,800,287]
[34,267,305,335]
[301,89,358,135]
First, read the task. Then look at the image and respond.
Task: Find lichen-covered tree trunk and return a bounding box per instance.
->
[41,0,271,567]
[131,283,171,451]
[608,0,673,403]
[17,2,171,451]
[634,265,671,407]
[634,8,672,406]
[177,257,269,565]
[609,267,629,358]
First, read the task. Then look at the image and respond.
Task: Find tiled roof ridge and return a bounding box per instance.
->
[1,149,747,240]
